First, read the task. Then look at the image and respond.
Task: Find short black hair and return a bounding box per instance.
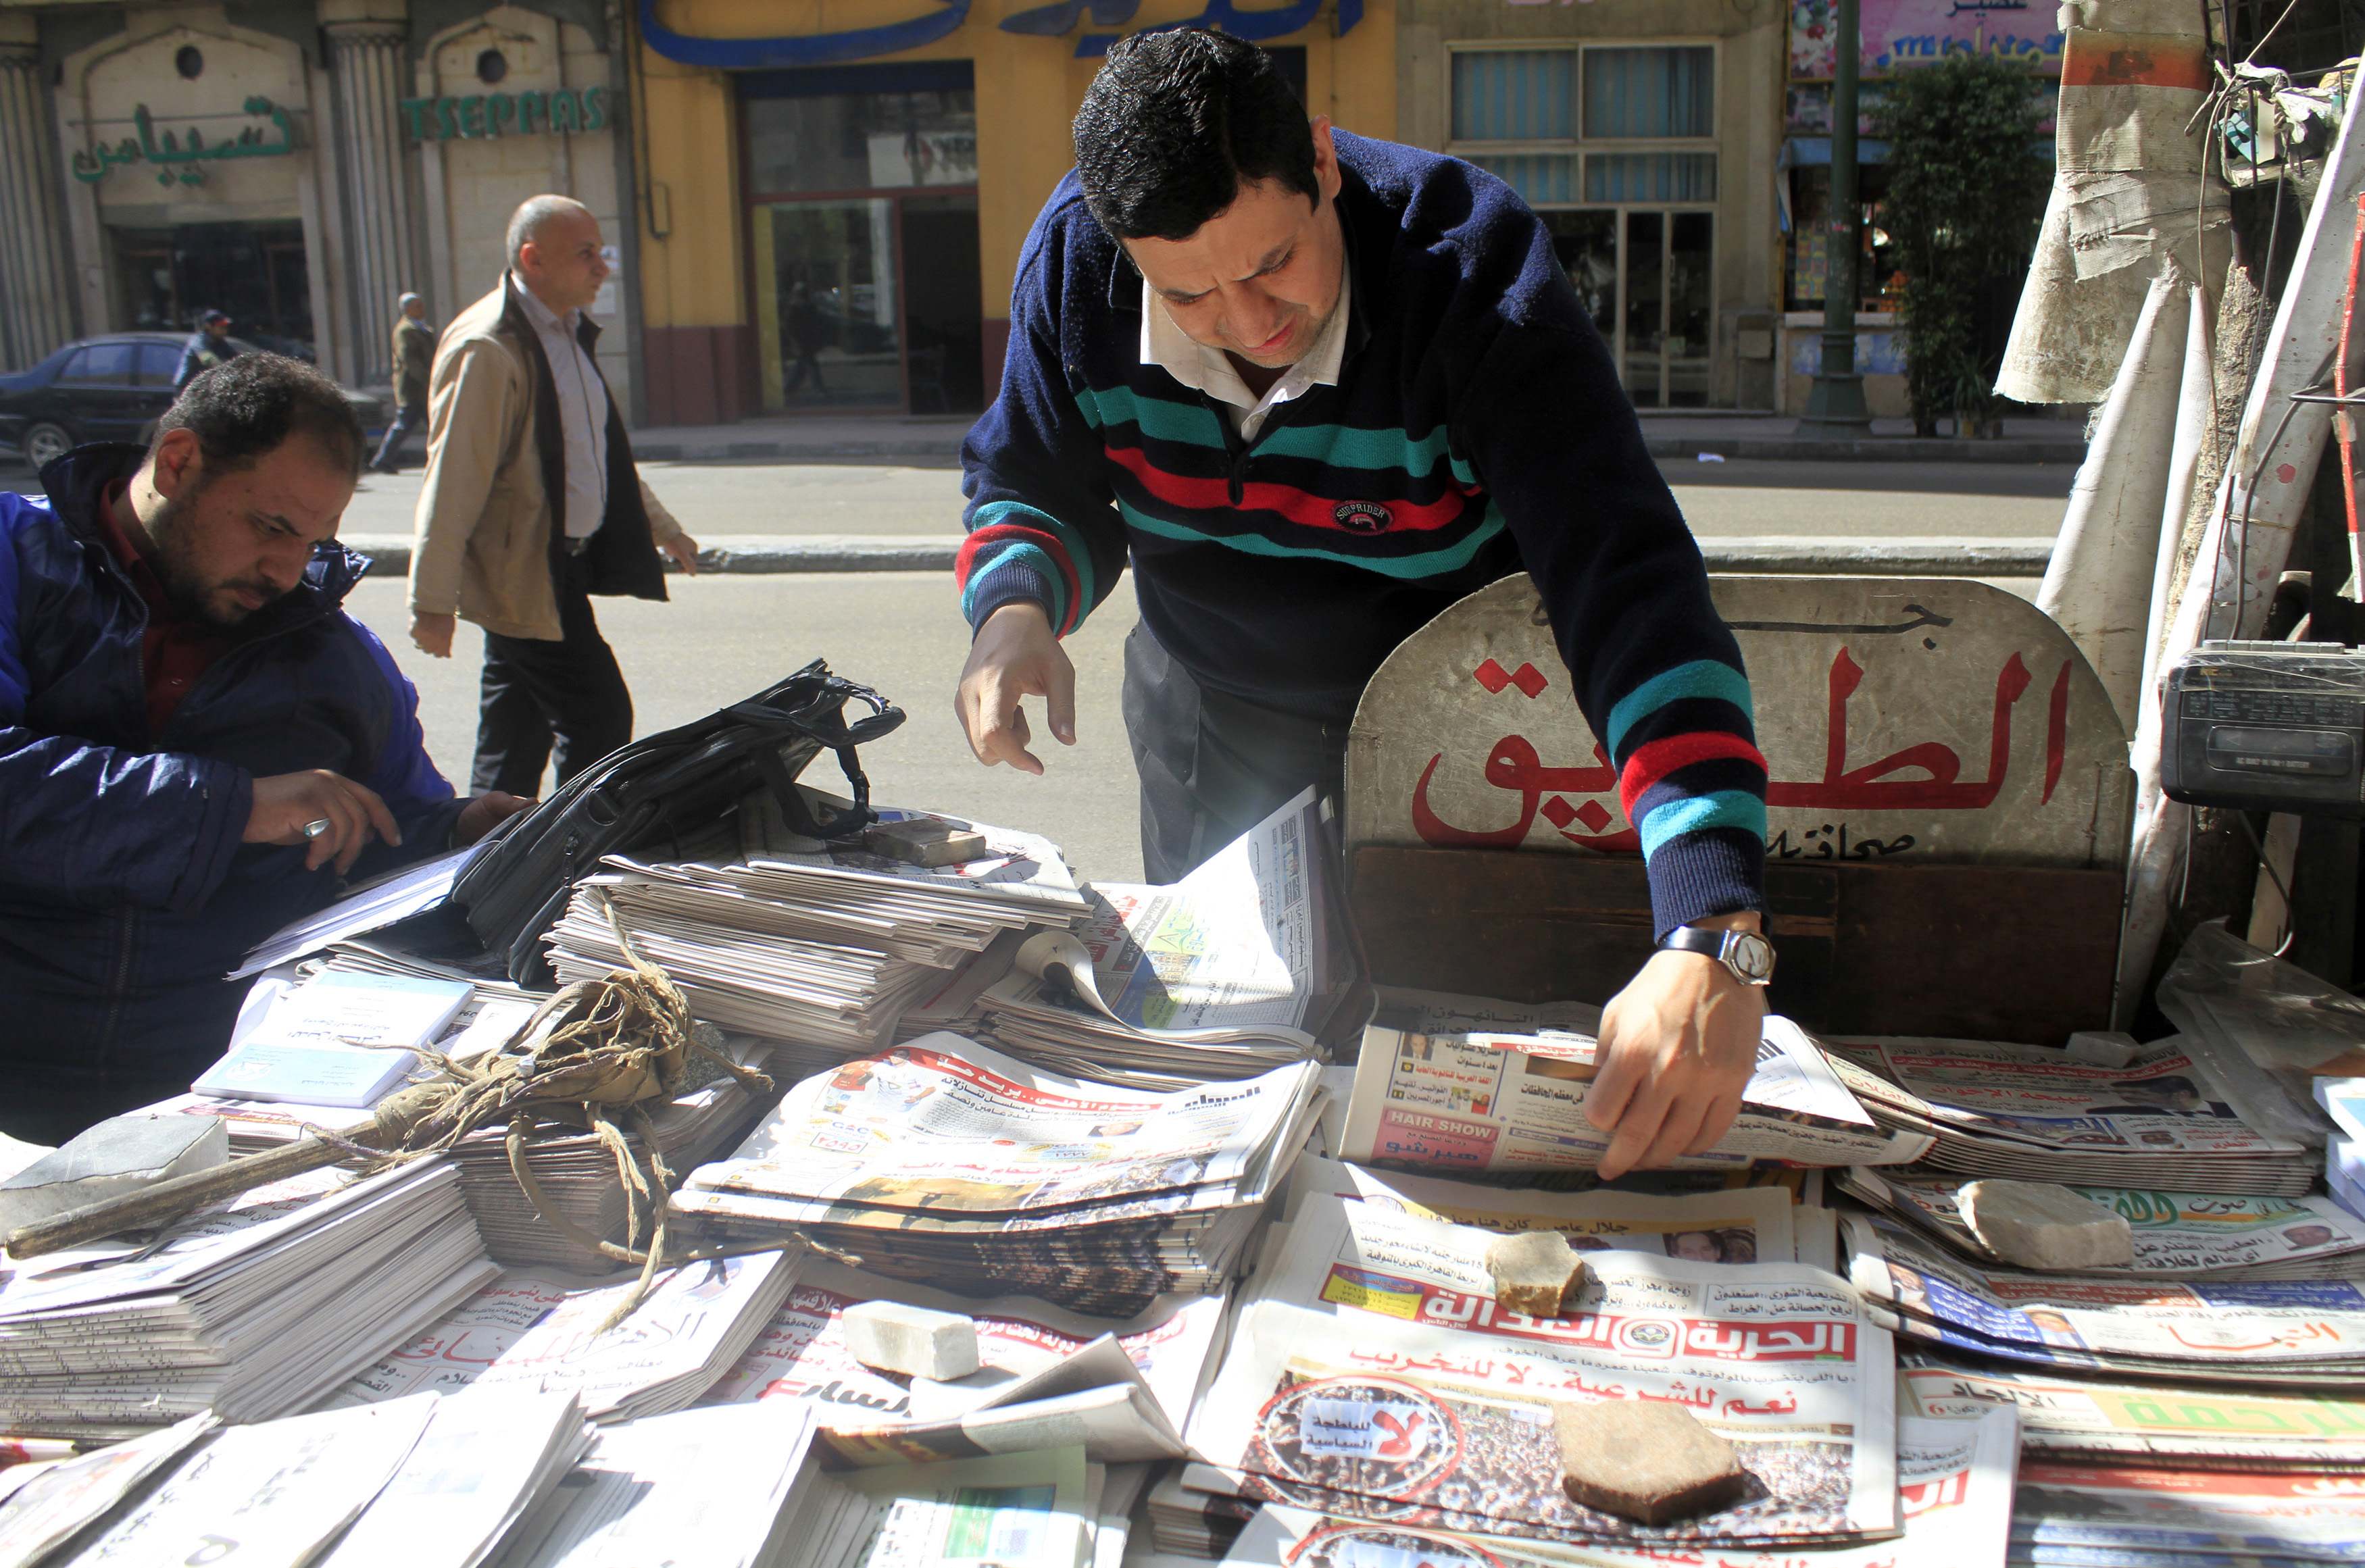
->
[1072,28,1316,242]
[155,352,364,478]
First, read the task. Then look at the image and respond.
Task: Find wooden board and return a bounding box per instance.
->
[1349,846,2120,1043]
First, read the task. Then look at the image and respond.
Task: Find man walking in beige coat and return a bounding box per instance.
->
[407,195,699,796]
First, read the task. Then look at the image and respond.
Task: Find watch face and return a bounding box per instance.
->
[1726,932,1775,983]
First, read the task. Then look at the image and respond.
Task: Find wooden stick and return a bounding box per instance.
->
[2,1082,453,1261]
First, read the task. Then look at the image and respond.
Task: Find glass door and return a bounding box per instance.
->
[1543,208,1714,409]
[754,199,903,410]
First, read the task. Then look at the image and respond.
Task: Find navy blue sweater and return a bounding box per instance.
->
[959,132,1766,934]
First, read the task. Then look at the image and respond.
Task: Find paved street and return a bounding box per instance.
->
[320,453,2071,542]
[341,574,1155,885]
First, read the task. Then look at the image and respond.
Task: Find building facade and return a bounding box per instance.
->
[0,0,634,409]
[1395,0,1786,410]
[626,0,1395,426]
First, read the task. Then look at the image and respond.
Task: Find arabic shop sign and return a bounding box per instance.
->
[399,85,611,143]
[1790,0,2064,79]
[638,0,1360,69]
[70,97,298,187]
[1345,576,2134,870]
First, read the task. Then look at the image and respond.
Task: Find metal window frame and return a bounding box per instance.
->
[1443,40,1722,408]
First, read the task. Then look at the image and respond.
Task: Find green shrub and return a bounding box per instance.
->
[1873,54,2051,434]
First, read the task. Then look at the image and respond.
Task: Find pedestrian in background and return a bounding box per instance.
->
[407,194,700,796]
[370,292,436,474]
[172,309,238,388]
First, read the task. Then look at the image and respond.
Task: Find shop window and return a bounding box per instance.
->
[1582,47,1713,139]
[1452,43,1718,408]
[1784,163,1897,313]
[743,62,985,418]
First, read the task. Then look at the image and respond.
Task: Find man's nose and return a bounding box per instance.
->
[1224,286,1284,345]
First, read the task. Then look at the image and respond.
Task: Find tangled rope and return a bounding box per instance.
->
[341,901,853,1332]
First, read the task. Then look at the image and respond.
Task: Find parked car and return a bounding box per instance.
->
[0,333,378,470]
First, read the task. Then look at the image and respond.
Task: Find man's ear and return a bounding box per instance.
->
[147,427,203,504]
[1310,117,1342,204]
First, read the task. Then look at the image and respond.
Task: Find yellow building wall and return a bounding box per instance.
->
[631,0,1393,422]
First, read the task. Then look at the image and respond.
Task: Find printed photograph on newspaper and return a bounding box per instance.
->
[1185,1194,1896,1550]
[1218,1408,2017,1568]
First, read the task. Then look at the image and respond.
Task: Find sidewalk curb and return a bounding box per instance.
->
[1645,436,2084,464]
[622,434,2087,466]
[343,534,2053,580]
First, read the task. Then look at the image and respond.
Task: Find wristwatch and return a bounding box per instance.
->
[1657,926,1776,986]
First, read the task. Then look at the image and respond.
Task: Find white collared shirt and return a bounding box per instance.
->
[1140,266,1350,443]
[513,276,609,540]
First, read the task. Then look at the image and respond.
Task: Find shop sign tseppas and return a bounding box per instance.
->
[399,85,611,143]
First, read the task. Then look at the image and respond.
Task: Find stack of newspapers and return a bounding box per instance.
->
[1843,1208,2365,1385]
[442,1035,783,1269]
[0,1160,495,1439]
[960,791,1364,1089]
[541,807,1087,1063]
[1839,1165,2365,1281]
[1339,1001,1916,1173]
[672,1032,1324,1315]
[326,1251,801,1422]
[1823,1035,2320,1194]
[701,1257,1226,1464]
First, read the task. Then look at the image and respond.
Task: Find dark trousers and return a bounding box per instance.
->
[471,553,632,797]
[1120,621,1349,884]
[370,401,424,472]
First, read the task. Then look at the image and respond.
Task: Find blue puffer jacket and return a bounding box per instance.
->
[1,445,464,1133]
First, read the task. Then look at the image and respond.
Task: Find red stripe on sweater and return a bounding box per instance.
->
[1104,444,1472,534]
[1618,732,1768,817]
[957,523,1083,634]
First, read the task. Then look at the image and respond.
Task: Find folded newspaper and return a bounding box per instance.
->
[1341,1009,1914,1173]
[1206,1408,2019,1568]
[963,790,1368,1088]
[324,1251,800,1421]
[1826,1036,2319,1194]
[1897,1348,2365,1470]
[701,1257,1224,1464]
[0,1159,496,1438]
[674,1032,1322,1313]
[1839,1165,2365,1280]
[1182,1191,1898,1550]
[1845,1209,2365,1386]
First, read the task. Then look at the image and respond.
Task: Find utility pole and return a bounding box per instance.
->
[1798,0,1874,432]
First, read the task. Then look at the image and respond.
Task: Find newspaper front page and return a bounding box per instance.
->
[1186,1193,1897,1550]
[686,1033,1316,1219]
[1896,1350,2365,1469]
[1289,1155,1801,1264]
[2012,1460,2365,1560]
[1216,1408,2018,1568]
[1841,1167,2365,1278]
[1847,1212,2365,1382]
[1341,1017,1918,1174]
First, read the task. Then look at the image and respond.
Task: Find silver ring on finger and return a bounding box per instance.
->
[302,817,334,840]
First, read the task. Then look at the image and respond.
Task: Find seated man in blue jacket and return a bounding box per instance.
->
[0,353,528,1143]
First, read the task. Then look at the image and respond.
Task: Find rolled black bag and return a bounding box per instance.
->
[453,660,905,985]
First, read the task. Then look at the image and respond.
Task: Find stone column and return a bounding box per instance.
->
[0,24,79,372]
[325,19,418,386]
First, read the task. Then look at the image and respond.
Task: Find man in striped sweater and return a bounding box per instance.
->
[954,30,1772,1175]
